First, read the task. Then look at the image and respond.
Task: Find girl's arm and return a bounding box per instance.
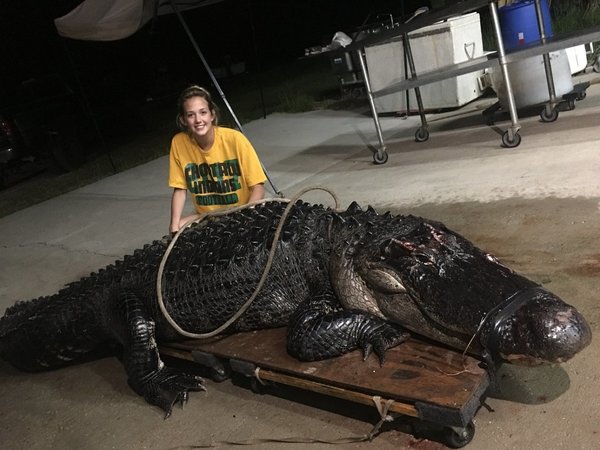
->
[248,183,265,203]
[169,188,187,233]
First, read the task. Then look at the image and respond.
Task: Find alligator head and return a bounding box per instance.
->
[331,211,592,366]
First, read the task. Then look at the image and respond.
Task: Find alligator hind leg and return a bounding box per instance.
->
[287,292,410,364]
[109,291,205,418]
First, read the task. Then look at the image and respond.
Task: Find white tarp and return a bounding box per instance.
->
[55,0,223,41]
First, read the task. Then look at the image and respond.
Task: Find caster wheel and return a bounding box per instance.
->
[577,91,587,101]
[502,130,521,148]
[593,57,600,73]
[373,151,389,165]
[540,107,559,122]
[415,127,429,142]
[209,366,230,382]
[443,422,475,448]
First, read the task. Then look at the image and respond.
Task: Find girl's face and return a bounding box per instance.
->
[183,96,215,143]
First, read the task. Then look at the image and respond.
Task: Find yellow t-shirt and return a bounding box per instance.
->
[168,126,267,213]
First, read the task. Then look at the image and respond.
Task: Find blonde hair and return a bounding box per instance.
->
[176,85,220,131]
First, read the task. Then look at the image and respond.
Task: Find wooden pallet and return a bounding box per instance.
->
[160,328,490,447]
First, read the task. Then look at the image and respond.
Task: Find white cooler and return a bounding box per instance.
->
[364,12,485,113]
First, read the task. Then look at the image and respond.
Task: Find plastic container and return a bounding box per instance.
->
[499,0,553,50]
[493,0,573,109]
[490,50,573,109]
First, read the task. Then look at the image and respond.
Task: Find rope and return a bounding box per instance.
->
[460,287,533,360]
[368,395,396,440]
[156,186,340,339]
[253,367,266,386]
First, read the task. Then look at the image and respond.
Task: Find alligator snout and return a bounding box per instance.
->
[493,288,592,365]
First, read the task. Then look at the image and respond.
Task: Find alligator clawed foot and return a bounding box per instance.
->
[130,367,206,418]
[362,324,410,366]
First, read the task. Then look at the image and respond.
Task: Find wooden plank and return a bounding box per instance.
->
[255,369,420,418]
[161,328,488,411]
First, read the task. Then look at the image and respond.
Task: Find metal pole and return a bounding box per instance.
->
[402,7,430,125]
[168,0,282,196]
[534,0,557,114]
[403,40,410,118]
[489,1,520,139]
[403,33,428,132]
[356,49,387,161]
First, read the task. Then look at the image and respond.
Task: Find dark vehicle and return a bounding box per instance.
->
[0,74,90,189]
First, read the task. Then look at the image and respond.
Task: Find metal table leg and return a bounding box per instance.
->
[356,49,389,164]
[489,1,522,147]
[403,32,430,143]
[534,0,559,122]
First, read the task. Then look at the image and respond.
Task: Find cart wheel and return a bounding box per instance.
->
[502,130,521,148]
[373,151,389,165]
[593,57,600,73]
[540,107,559,123]
[443,422,475,448]
[415,127,429,142]
[209,366,230,382]
[576,91,587,101]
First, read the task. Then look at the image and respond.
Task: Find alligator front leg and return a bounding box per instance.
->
[108,291,205,418]
[287,292,410,364]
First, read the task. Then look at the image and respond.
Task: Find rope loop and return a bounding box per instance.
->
[156,186,340,339]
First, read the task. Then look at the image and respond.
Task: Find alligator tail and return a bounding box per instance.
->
[0,282,107,372]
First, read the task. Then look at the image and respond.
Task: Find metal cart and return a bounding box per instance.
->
[483,81,591,125]
[341,0,600,164]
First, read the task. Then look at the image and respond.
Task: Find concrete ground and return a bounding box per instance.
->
[1,71,599,449]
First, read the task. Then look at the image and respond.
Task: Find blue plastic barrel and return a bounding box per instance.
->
[499,0,553,51]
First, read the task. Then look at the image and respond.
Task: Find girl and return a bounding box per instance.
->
[168,85,266,233]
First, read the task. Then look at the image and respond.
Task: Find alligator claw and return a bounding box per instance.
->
[362,324,410,366]
[362,343,373,361]
[131,367,206,418]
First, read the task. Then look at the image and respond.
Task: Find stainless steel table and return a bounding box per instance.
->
[343,0,600,164]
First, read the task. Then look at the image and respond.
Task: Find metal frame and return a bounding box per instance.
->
[349,0,600,163]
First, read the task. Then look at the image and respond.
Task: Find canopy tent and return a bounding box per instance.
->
[54,0,224,41]
[54,0,280,195]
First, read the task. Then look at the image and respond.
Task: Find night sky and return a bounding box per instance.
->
[0,0,429,139]
[1,0,430,84]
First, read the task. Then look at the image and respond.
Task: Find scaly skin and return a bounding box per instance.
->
[0,201,592,416]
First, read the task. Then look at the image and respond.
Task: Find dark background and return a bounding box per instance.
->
[0,0,432,153]
[0,0,431,103]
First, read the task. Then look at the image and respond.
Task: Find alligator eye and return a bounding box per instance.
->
[364,268,406,294]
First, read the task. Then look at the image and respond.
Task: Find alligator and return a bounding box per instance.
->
[0,200,592,417]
